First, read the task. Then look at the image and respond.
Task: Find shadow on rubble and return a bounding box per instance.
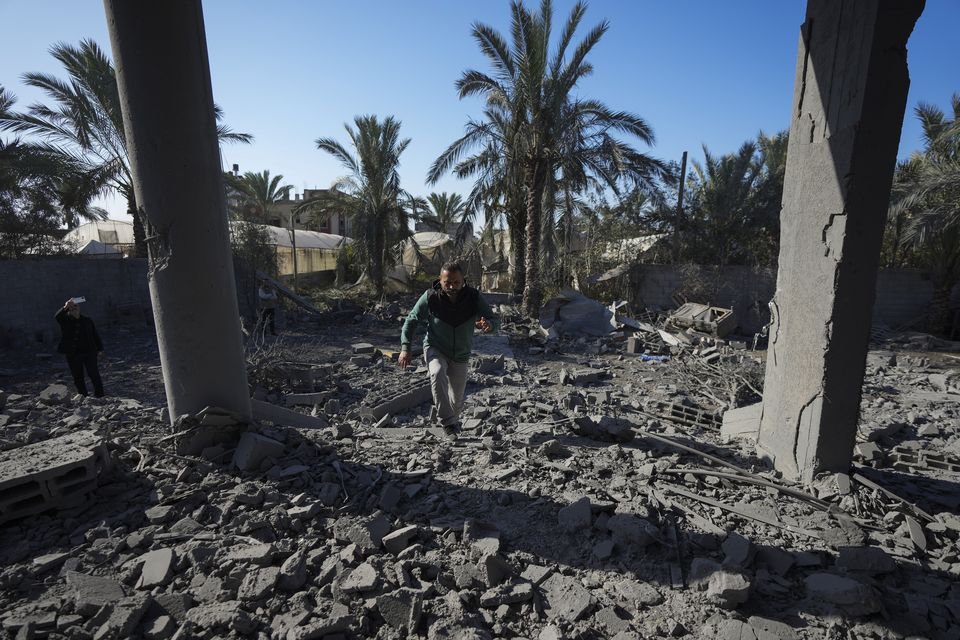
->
[854,465,960,514]
[280,428,952,638]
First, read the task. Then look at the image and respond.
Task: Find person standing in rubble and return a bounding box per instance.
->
[55,298,105,398]
[257,281,279,336]
[399,262,499,437]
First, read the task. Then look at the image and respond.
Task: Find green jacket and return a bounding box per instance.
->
[400,281,500,362]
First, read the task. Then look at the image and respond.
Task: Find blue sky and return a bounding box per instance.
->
[1,1,957,220]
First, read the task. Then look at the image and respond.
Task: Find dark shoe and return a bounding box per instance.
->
[441,422,462,440]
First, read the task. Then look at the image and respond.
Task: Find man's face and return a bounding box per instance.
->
[439,269,464,299]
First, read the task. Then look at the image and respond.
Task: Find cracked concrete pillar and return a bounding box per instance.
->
[104,0,251,423]
[758,0,922,482]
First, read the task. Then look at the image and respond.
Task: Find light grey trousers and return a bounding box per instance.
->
[425,346,469,427]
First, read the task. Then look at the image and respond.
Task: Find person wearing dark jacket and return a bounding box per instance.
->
[55,298,105,397]
[399,262,499,437]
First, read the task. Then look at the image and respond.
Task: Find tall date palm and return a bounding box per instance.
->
[308,115,413,297]
[441,0,666,314]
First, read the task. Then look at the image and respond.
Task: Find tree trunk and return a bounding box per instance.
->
[509,221,526,297]
[522,161,547,316]
[128,192,147,258]
[372,219,385,298]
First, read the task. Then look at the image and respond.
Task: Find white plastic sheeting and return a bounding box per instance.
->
[239,223,352,250]
[64,220,135,247]
[77,239,122,258]
[393,232,479,282]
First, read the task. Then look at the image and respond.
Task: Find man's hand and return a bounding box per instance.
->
[475,316,492,333]
[64,299,77,312]
[398,350,412,369]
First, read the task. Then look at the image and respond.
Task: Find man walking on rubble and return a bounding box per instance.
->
[399,262,499,437]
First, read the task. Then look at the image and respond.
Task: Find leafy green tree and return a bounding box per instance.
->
[893,95,960,334]
[0,86,107,257]
[306,115,413,297]
[0,39,251,257]
[440,0,665,314]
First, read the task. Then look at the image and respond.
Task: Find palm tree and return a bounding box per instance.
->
[0,39,251,257]
[225,170,293,223]
[421,192,470,243]
[307,114,413,297]
[679,133,785,269]
[429,104,528,296]
[896,95,960,334]
[440,0,666,315]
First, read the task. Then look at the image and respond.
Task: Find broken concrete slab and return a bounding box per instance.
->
[835,546,896,573]
[250,398,328,429]
[541,572,594,621]
[238,567,279,601]
[66,571,127,616]
[721,402,762,443]
[382,525,419,554]
[464,519,501,557]
[359,380,432,420]
[376,588,422,632]
[722,532,756,569]
[38,383,71,404]
[135,548,174,589]
[707,570,751,609]
[607,514,657,549]
[804,573,880,616]
[232,431,285,471]
[340,562,378,593]
[558,497,592,532]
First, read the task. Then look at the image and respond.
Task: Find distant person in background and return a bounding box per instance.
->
[55,298,105,397]
[257,282,279,336]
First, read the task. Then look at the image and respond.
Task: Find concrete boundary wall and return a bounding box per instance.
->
[1,259,956,348]
[0,258,151,348]
[628,264,959,334]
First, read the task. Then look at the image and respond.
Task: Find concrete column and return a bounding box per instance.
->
[104,1,251,423]
[758,0,922,482]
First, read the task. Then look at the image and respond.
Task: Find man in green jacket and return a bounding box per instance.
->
[399,262,500,436]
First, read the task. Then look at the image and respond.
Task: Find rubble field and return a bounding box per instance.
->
[0,298,959,640]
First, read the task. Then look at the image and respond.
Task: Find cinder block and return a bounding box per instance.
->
[0,430,109,525]
[359,381,432,420]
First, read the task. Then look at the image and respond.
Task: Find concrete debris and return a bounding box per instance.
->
[0,430,109,525]
[377,588,422,632]
[540,572,594,621]
[667,302,737,338]
[805,573,881,616]
[232,431,285,471]
[706,570,752,608]
[721,401,762,442]
[558,496,592,532]
[0,299,957,640]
